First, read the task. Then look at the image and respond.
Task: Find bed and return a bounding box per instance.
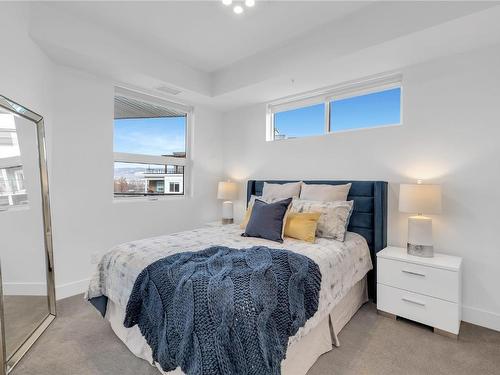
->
[87,180,387,375]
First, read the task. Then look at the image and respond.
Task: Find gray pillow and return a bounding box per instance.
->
[242,198,292,243]
[262,182,301,201]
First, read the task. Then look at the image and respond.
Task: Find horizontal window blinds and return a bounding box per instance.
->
[268,73,402,114]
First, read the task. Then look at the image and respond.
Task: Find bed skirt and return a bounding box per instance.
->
[105,276,368,375]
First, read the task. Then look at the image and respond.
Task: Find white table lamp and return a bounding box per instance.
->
[399,183,442,257]
[217,181,238,224]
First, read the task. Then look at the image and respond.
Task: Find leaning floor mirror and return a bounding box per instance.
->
[0,95,56,374]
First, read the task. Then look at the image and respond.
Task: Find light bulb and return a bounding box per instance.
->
[222,0,232,6]
[245,0,255,7]
[233,5,244,14]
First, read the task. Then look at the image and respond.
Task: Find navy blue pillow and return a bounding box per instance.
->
[242,198,292,243]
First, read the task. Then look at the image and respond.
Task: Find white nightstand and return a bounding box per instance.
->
[377,247,462,338]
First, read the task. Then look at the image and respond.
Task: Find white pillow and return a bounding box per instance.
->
[247,194,281,207]
[291,198,354,241]
[262,181,302,201]
[299,182,351,202]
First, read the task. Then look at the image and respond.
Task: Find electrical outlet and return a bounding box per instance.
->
[91,253,101,265]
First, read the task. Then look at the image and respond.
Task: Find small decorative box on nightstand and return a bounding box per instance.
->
[377,247,462,338]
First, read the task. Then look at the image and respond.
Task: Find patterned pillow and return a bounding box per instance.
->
[290,199,354,241]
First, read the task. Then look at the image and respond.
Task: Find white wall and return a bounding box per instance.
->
[0,4,225,300]
[0,3,54,295]
[50,66,224,298]
[222,45,500,331]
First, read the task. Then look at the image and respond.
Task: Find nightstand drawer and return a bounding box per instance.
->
[377,284,460,334]
[378,257,459,302]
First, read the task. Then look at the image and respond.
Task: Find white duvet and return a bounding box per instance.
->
[87,224,372,345]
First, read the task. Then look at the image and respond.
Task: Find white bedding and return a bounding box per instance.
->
[87,223,372,346]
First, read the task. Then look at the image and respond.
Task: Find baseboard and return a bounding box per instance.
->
[3,282,47,296]
[462,305,500,332]
[56,279,90,300]
[3,279,89,300]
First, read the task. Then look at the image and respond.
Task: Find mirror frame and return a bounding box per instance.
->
[0,95,56,374]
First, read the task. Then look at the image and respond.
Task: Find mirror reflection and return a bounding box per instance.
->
[0,107,50,360]
[0,111,28,209]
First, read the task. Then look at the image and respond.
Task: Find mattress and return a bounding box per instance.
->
[87,224,372,367]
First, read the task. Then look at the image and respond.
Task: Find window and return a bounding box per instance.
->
[0,113,27,208]
[0,166,28,208]
[268,75,402,140]
[0,131,15,146]
[113,88,190,198]
[0,113,20,157]
[169,182,180,193]
[274,103,324,140]
[330,87,401,132]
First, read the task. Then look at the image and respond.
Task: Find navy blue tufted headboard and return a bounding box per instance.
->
[246,180,388,301]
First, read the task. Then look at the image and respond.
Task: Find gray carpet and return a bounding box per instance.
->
[11,294,500,375]
[4,295,49,357]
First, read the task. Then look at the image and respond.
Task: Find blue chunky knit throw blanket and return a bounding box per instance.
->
[124,245,321,375]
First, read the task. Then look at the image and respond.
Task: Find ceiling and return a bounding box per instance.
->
[47,1,371,72]
[33,1,500,111]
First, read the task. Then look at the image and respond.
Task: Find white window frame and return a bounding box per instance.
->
[113,87,193,201]
[267,73,403,141]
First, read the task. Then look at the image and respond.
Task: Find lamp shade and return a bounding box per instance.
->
[399,184,442,215]
[217,181,238,200]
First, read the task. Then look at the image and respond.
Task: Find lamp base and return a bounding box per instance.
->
[221,201,234,225]
[407,243,434,258]
[407,216,434,257]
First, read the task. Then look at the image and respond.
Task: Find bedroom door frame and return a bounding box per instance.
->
[0,95,57,375]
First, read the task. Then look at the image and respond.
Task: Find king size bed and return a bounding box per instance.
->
[87,180,387,375]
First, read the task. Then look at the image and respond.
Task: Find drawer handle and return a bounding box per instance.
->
[401,269,426,277]
[402,297,426,307]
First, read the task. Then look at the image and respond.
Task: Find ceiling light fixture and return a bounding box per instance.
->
[233,5,244,14]
[221,0,256,14]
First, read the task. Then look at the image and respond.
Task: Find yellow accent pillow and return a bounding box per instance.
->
[284,212,321,243]
[240,206,253,229]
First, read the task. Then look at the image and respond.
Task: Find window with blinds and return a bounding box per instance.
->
[113,88,191,198]
[267,74,402,141]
